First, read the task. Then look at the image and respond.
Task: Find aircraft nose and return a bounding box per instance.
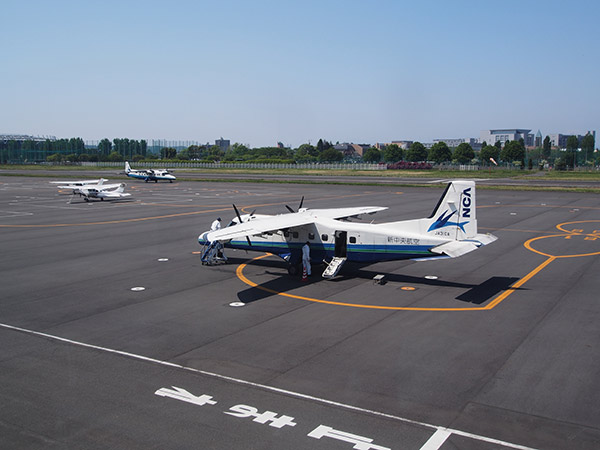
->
[198,232,209,244]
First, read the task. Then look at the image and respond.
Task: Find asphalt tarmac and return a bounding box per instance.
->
[1,175,599,449]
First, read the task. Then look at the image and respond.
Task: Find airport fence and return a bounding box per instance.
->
[57,161,596,171]
[81,161,388,170]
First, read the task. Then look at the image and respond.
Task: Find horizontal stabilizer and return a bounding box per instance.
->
[430,240,479,258]
[472,233,498,246]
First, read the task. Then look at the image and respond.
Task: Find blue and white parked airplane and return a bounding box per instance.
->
[125,161,176,183]
[198,180,497,278]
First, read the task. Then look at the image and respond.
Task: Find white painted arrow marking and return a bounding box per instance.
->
[155,386,217,407]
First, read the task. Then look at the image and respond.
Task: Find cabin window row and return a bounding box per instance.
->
[282,232,357,243]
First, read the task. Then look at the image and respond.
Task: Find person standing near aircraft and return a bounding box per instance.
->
[210,218,226,261]
[302,241,311,277]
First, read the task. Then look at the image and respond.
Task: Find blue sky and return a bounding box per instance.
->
[2,0,598,147]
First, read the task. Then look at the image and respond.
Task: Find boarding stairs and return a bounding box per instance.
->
[201,241,227,265]
[322,257,346,279]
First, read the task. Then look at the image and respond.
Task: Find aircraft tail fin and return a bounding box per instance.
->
[125,161,131,173]
[422,180,477,240]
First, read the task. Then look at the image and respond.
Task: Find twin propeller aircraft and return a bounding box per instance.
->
[125,161,176,183]
[199,180,497,278]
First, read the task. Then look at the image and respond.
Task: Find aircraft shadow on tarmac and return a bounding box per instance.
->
[228,257,521,306]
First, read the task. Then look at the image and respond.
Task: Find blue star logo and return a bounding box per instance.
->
[428,210,469,233]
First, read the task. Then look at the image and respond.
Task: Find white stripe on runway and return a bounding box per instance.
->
[419,428,451,450]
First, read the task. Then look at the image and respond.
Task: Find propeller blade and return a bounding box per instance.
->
[232,204,244,223]
[298,196,304,210]
[232,204,251,246]
[285,205,295,213]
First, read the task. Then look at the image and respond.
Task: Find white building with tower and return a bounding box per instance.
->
[480,129,533,147]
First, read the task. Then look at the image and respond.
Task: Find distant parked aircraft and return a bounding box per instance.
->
[125,161,176,183]
[53,179,132,203]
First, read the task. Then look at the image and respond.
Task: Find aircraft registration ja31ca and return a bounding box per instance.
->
[198,180,497,278]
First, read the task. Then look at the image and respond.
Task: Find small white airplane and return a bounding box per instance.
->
[198,180,497,278]
[125,161,176,183]
[63,181,132,202]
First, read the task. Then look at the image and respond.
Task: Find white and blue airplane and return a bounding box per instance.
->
[125,161,176,183]
[75,183,131,202]
[198,180,497,278]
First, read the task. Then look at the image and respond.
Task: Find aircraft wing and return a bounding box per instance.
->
[307,206,387,220]
[78,183,123,191]
[206,206,387,242]
[51,178,106,187]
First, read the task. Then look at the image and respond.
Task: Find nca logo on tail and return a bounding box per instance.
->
[461,187,472,218]
[427,186,472,233]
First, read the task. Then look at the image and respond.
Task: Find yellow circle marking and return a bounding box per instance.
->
[524,220,600,259]
[556,219,600,234]
[236,219,600,311]
[524,234,600,259]
[491,220,600,308]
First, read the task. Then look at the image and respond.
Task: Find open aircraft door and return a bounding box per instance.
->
[324,230,348,278]
[334,231,347,257]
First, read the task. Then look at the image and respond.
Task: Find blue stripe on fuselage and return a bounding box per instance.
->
[199,238,434,263]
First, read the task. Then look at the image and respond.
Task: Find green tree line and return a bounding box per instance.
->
[0,137,147,163]
[1,134,596,169]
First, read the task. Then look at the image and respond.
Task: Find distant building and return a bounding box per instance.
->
[334,143,369,157]
[535,130,543,147]
[0,134,56,142]
[433,138,465,148]
[480,129,533,147]
[215,138,230,152]
[375,141,412,150]
[547,131,596,148]
[350,144,369,156]
[547,134,568,148]
[391,140,413,149]
[432,138,481,151]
